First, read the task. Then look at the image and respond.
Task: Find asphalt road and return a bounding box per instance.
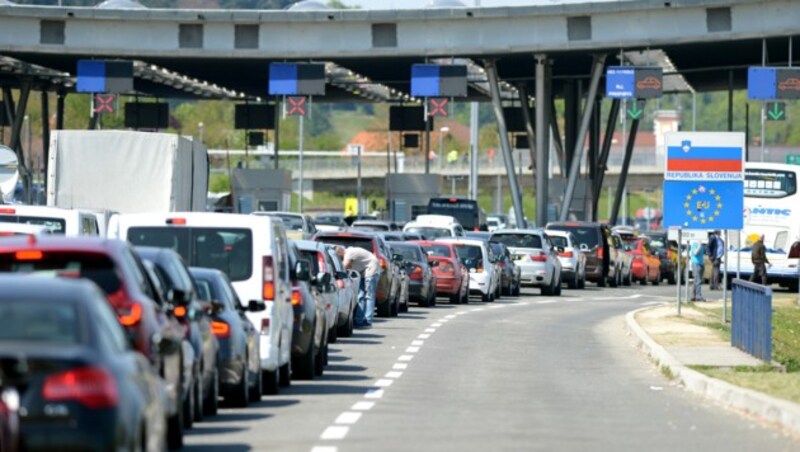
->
[185,284,798,452]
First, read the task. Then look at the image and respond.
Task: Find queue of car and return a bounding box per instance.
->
[0,204,676,451]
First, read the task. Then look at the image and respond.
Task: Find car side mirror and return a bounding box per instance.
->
[315,272,332,288]
[295,260,311,282]
[580,243,589,251]
[428,260,439,267]
[169,288,191,306]
[248,299,266,312]
[154,334,181,356]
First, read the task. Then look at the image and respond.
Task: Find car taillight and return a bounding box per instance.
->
[118,302,142,327]
[559,251,574,258]
[211,320,230,338]
[43,367,118,409]
[530,254,547,262]
[263,256,275,301]
[0,208,15,214]
[14,250,43,261]
[291,288,302,306]
[317,251,326,272]
[598,247,604,259]
[166,218,186,225]
[789,242,800,259]
[410,265,424,281]
[261,318,270,334]
[379,257,387,269]
[437,262,455,274]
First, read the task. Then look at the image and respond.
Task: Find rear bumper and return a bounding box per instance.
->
[22,410,118,452]
[435,276,461,295]
[516,262,548,287]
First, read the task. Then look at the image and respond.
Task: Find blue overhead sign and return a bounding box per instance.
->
[748,66,800,100]
[410,64,467,98]
[76,60,133,93]
[268,63,326,96]
[663,180,743,230]
[606,67,635,99]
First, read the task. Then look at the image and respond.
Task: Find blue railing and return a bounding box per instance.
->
[731,279,772,362]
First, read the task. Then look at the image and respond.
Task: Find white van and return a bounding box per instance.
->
[0,205,99,236]
[108,212,294,393]
[403,214,466,240]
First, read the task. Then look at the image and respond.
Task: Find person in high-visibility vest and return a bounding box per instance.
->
[447,149,459,165]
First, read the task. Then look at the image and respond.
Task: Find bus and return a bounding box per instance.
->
[426,197,487,231]
[731,162,800,290]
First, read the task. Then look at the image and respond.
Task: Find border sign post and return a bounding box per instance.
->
[662,132,745,318]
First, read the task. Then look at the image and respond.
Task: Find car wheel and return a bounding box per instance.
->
[377,301,392,317]
[481,291,491,302]
[512,281,521,296]
[193,369,204,422]
[263,367,279,395]
[328,323,338,344]
[400,297,409,313]
[554,277,562,296]
[667,272,676,285]
[293,334,316,380]
[279,360,291,387]
[579,274,586,289]
[203,367,219,416]
[315,340,326,377]
[567,272,578,289]
[597,273,607,287]
[166,408,184,451]
[248,360,262,403]
[652,271,661,286]
[449,292,460,304]
[231,362,249,407]
[182,379,194,429]
[609,269,618,287]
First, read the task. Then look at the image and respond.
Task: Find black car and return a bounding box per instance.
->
[190,267,264,406]
[389,241,437,307]
[136,247,220,424]
[0,276,171,451]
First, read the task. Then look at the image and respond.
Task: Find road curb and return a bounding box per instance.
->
[625,305,800,437]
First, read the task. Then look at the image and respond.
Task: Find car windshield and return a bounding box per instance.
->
[316,217,344,226]
[128,227,253,282]
[272,215,304,231]
[548,235,569,248]
[421,244,451,257]
[453,244,483,269]
[491,233,542,249]
[548,226,600,249]
[0,300,82,345]
[0,215,67,234]
[0,251,122,294]
[392,245,422,262]
[405,227,450,240]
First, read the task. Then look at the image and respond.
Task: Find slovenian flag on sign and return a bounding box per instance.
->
[666,140,743,172]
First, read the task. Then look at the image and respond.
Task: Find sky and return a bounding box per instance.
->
[350,0,618,9]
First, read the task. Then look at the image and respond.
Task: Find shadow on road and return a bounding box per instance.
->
[183,443,251,451]
[318,372,371,382]
[327,354,352,362]
[334,339,383,345]
[202,411,274,423]
[286,383,371,396]
[325,363,368,373]
[186,425,250,436]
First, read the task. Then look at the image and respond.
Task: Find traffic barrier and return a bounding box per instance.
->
[731,278,772,362]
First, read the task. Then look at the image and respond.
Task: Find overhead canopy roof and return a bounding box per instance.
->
[0,0,798,101]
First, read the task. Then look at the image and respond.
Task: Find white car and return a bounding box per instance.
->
[437,237,500,302]
[254,211,318,240]
[0,205,100,236]
[545,230,586,289]
[108,212,295,394]
[490,229,562,296]
[487,216,506,232]
[404,214,466,240]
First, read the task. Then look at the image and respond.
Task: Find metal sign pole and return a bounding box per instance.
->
[723,230,729,322]
[298,114,304,213]
[356,145,362,214]
[677,228,682,315]
[737,229,741,280]
[684,234,690,302]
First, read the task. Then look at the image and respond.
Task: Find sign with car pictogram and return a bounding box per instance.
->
[748,66,800,100]
[605,66,663,99]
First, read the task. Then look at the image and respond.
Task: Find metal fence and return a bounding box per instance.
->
[731,279,772,362]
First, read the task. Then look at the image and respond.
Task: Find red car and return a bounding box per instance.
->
[414,241,469,304]
[627,237,661,285]
[0,236,188,449]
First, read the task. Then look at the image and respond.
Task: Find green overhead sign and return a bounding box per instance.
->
[627,99,645,120]
[767,102,786,121]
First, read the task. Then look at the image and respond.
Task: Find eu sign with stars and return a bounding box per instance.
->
[663,181,743,229]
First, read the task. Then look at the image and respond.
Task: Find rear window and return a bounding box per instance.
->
[0,215,66,234]
[0,301,82,345]
[298,250,321,274]
[354,223,389,232]
[491,233,543,249]
[547,226,600,249]
[128,227,253,282]
[548,235,568,248]
[453,244,484,269]
[421,244,451,257]
[195,279,212,301]
[0,251,122,294]
[316,237,374,253]
[272,215,304,231]
[392,245,422,262]
[405,227,451,240]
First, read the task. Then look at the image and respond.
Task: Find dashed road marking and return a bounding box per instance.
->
[364,388,384,399]
[411,340,424,346]
[335,412,362,425]
[445,314,457,319]
[351,401,375,411]
[431,323,443,327]
[424,328,436,333]
[398,354,414,361]
[418,333,431,339]
[374,379,394,388]
[405,346,421,353]
[536,299,559,304]
[393,362,408,370]
[385,371,403,379]
[320,426,349,440]
[311,447,337,452]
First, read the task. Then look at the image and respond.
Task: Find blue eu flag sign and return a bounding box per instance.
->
[663,181,743,229]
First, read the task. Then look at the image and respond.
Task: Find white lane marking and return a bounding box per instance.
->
[374,379,394,388]
[411,340,425,346]
[590,294,643,301]
[472,308,485,312]
[536,299,559,304]
[439,318,450,323]
[351,401,375,411]
[641,301,662,307]
[418,333,431,339]
[398,355,414,361]
[431,323,443,327]
[488,305,505,309]
[335,412,362,425]
[393,362,408,370]
[445,314,457,319]
[425,328,437,333]
[320,426,349,440]
[311,447,337,452]
[406,346,421,353]
[364,388,384,399]
[385,371,403,379]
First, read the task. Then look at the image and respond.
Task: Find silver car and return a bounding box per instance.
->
[490,229,562,296]
[545,230,586,289]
